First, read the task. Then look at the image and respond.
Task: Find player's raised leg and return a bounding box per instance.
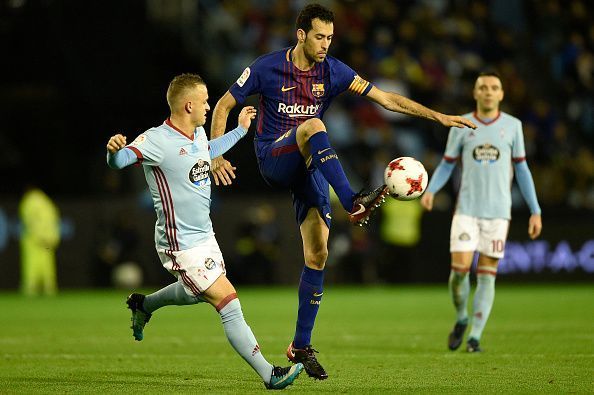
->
[447,252,473,350]
[467,256,499,352]
[203,275,303,389]
[126,293,152,341]
[287,208,328,380]
[126,282,205,341]
[295,118,388,226]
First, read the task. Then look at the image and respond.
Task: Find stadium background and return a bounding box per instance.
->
[0,0,592,289]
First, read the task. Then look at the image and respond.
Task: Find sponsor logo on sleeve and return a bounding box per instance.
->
[236,67,251,87]
[130,134,146,147]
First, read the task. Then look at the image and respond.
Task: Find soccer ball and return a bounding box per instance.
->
[384,157,428,200]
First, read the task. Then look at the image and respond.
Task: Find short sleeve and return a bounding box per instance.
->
[512,120,526,161]
[443,127,464,160]
[229,61,261,104]
[329,58,373,97]
[125,129,164,166]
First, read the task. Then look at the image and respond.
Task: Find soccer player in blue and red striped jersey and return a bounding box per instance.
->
[210,4,477,379]
[421,72,542,353]
[106,73,303,390]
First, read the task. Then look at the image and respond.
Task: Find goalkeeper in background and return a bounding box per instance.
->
[19,186,60,296]
[421,71,542,352]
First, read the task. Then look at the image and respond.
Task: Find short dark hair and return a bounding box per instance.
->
[296,3,334,33]
[166,73,205,110]
[478,71,502,80]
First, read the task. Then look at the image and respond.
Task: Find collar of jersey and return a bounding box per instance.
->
[165,118,195,141]
[472,111,501,126]
[286,47,320,76]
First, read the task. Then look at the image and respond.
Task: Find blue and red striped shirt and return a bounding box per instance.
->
[229,47,373,149]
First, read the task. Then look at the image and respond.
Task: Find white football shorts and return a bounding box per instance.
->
[450,214,510,259]
[157,235,226,296]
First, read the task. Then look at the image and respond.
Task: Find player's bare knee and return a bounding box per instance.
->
[298,118,326,139]
[305,248,328,268]
[451,262,471,274]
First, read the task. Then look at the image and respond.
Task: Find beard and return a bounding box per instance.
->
[303,40,325,63]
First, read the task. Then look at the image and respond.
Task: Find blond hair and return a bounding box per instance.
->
[166,73,205,112]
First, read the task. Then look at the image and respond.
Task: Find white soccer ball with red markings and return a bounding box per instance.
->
[384,157,428,201]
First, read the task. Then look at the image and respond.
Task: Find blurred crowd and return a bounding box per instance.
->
[195,0,593,210]
[2,0,592,288]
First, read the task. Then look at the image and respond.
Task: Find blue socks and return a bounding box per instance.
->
[294,266,325,349]
[309,132,355,212]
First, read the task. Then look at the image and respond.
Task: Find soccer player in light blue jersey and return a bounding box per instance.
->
[210,3,477,379]
[106,73,303,390]
[421,72,543,353]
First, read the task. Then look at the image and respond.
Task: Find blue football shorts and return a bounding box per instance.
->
[254,128,332,228]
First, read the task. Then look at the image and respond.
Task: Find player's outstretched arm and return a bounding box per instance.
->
[106,134,137,169]
[208,107,257,159]
[366,86,477,129]
[211,91,239,186]
[237,106,257,130]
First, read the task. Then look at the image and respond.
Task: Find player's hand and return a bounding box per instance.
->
[528,214,542,239]
[420,192,434,211]
[107,134,127,154]
[435,113,477,129]
[238,106,257,130]
[211,156,236,186]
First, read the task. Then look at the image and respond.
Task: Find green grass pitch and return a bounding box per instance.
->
[1,284,592,393]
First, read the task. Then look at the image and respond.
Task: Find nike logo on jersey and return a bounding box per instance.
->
[325,213,332,220]
[281,85,297,92]
[317,148,332,155]
[313,292,324,297]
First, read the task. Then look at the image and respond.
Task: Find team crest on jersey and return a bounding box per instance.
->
[236,67,251,87]
[189,159,210,186]
[311,83,325,98]
[473,144,500,164]
[130,134,146,146]
[204,258,216,270]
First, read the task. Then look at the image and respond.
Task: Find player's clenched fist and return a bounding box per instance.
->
[107,134,127,154]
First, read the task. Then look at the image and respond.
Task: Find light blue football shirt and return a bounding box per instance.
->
[443,111,526,219]
[122,119,243,251]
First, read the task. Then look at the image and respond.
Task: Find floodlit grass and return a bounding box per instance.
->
[0,284,592,393]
